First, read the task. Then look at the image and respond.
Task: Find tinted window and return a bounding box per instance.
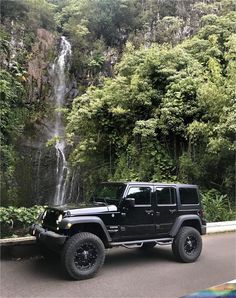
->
[156,187,176,205]
[127,187,151,205]
[179,188,199,205]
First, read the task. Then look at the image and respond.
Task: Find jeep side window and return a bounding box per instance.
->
[127,187,151,205]
[179,188,199,205]
[156,187,176,205]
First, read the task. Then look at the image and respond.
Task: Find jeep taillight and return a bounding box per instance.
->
[198,209,204,218]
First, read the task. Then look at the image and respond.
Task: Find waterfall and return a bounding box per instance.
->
[51,36,72,205]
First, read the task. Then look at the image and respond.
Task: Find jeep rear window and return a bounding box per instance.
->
[179,188,199,205]
[156,187,176,205]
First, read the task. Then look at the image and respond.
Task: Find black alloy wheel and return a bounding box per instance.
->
[172,226,202,263]
[184,235,197,255]
[61,232,105,280]
[74,243,98,270]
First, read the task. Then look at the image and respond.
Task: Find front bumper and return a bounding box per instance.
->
[30,224,67,250]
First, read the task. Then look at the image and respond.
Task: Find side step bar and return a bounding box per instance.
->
[110,237,173,248]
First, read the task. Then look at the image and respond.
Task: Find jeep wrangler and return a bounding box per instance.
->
[30,182,206,280]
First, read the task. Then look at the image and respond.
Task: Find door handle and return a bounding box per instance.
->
[169,209,177,214]
[145,210,154,215]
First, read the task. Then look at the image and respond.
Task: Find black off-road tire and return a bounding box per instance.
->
[139,242,156,250]
[172,226,202,263]
[61,232,105,280]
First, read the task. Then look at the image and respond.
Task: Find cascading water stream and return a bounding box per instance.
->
[51,36,72,206]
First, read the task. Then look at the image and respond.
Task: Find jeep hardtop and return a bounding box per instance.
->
[30,182,206,280]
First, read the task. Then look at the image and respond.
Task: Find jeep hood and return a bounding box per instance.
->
[47,203,117,216]
[67,205,117,216]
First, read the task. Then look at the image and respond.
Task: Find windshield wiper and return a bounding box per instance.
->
[94,201,106,206]
[93,196,109,206]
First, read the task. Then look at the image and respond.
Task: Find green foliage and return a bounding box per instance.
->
[155,16,184,44]
[1,0,236,210]
[56,0,141,46]
[0,1,57,205]
[0,71,26,143]
[67,10,236,200]
[0,69,28,202]
[202,190,235,222]
[0,205,46,238]
[56,0,225,82]
[0,0,56,30]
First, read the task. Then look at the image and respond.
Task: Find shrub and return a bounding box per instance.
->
[0,205,46,238]
[202,189,235,222]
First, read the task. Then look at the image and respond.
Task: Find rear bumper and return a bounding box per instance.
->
[202,225,207,235]
[30,224,67,251]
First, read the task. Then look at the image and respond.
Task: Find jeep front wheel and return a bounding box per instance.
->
[61,232,105,280]
[172,227,202,263]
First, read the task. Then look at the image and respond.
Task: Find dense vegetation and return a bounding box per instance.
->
[0,0,235,214]
[66,1,236,202]
[0,205,45,238]
[0,0,57,204]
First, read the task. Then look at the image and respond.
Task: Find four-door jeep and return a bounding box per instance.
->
[30,182,206,280]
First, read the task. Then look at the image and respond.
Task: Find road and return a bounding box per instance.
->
[1,232,236,298]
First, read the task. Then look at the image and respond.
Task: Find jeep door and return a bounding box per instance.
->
[154,186,178,236]
[119,185,156,240]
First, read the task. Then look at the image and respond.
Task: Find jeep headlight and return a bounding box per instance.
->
[36,210,47,224]
[56,214,63,224]
[42,210,47,219]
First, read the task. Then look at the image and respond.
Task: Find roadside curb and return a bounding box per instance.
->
[0,236,35,246]
[0,237,39,259]
[207,221,236,234]
[0,221,235,258]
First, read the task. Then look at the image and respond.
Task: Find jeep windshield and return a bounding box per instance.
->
[92,183,126,205]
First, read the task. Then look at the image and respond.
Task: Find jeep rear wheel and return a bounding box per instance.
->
[61,232,105,280]
[172,227,202,263]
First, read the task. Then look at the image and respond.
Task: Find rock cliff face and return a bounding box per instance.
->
[14,28,57,206]
[27,28,55,103]
[1,18,80,207]
[15,141,57,206]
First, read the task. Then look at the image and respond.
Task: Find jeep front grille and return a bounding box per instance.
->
[42,209,63,231]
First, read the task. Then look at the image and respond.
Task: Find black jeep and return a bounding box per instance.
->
[30,182,206,280]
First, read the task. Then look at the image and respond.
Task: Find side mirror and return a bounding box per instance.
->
[125,197,135,208]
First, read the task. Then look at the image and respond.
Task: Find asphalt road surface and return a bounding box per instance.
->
[1,232,236,298]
